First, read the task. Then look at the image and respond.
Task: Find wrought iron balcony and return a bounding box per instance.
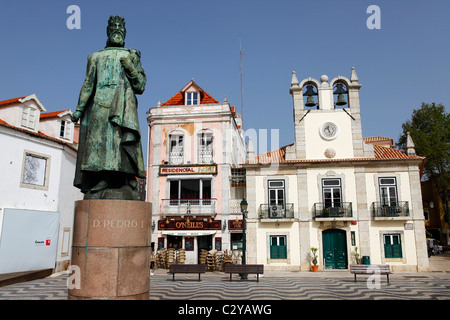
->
[372,201,409,218]
[314,202,353,218]
[198,149,213,164]
[161,198,217,217]
[260,203,294,219]
[169,150,183,164]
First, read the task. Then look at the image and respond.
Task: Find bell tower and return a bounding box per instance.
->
[285,67,369,161]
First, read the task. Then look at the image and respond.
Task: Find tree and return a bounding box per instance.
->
[396,103,449,220]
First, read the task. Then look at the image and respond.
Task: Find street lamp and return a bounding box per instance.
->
[240,198,248,280]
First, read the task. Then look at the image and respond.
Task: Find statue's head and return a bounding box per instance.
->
[106,15,126,48]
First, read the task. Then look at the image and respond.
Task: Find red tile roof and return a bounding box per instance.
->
[246,142,424,165]
[0,96,27,107]
[160,81,219,106]
[40,110,71,119]
[161,92,184,106]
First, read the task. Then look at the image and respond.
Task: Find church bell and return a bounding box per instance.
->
[304,85,317,107]
[334,83,347,106]
[336,94,347,106]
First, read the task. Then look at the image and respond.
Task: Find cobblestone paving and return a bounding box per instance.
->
[0,271,449,300]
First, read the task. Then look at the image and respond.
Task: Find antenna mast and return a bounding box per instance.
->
[239,37,244,130]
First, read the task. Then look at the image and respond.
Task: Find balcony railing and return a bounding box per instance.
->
[169,150,183,164]
[198,149,213,164]
[314,202,353,218]
[229,199,242,214]
[161,198,217,216]
[260,203,294,219]
[372,201,409,218]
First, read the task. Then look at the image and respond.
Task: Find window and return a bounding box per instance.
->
[21,107,37,129]
[379,177,398,206]
[169,134,184,164]
[423,210,430,221]
[21,152,50,190]
[186,92,198,105]
[198,132,213,163]
[60,120,71,140]
[270,235,287,259]
[268,180,285,207]
[322,179,342,208]
[384,234,402,258]
[169,179,212,204]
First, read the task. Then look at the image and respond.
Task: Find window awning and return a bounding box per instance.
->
[161,231,216,236]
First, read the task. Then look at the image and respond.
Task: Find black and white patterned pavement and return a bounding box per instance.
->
[0,270,449,300]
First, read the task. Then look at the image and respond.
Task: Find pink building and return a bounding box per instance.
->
[147,80,246,263]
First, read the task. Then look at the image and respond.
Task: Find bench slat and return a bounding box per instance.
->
[168,264,206,281]
[225,264,264,282]
[169,264,206,273]
[225,264,264,273]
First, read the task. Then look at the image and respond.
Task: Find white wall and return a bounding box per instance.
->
[0,125,83,271]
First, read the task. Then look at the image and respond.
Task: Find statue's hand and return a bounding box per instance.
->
[120,55,138,77]
[71,111,83,123]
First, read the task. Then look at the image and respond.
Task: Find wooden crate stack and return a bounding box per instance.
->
[156,248,166,269]
[199,249,208,265]
[167,248,175,267]
[176,249,186,264]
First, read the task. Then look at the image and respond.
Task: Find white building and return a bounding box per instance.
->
[0,94,82,274]
[242,69,430,272]
[147,80,247,263]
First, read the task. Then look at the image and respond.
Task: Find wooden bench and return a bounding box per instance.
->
[168,264,206,281]
[225,264,264,282]
[350,264,392,283]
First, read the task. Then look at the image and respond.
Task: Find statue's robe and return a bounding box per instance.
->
[74,47,146,193]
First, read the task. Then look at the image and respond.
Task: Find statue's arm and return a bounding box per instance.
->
[72,54,96,122]
[120,49,146,95]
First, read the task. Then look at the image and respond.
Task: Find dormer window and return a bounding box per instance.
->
[186,92,198,105]
[60,120,72,140]
[21,107,37,129]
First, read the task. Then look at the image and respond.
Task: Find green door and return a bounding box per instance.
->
[270,235,287,259]
[322,229,348,269]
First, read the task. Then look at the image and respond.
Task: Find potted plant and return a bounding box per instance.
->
[311,247,319,272]
[354,246,362,264]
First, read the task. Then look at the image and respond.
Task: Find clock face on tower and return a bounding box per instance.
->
[319,122,338,140]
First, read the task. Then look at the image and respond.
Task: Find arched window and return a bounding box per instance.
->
[169,130,184,164]
[198,130,213,163]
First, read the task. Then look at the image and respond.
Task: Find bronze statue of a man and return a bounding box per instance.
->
[71,15,146,200]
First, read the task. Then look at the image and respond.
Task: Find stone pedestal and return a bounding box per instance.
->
[68,199,151,300]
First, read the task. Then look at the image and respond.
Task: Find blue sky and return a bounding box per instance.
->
[1,1,449,163]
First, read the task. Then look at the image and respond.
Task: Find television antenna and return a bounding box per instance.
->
[239,37,244,130]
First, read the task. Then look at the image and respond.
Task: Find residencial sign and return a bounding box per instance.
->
[159,165,217,175]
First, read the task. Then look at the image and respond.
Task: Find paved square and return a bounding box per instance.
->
[0,269,449,300]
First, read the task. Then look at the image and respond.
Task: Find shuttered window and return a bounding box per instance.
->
[384,234,402,258]
[21,107,37,129]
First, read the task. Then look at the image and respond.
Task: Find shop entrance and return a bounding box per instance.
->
[322,229,348,269]
[197,235,213,263]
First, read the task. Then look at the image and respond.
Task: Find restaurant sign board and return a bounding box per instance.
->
[228,220,243,230]
[158,220,221,230]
